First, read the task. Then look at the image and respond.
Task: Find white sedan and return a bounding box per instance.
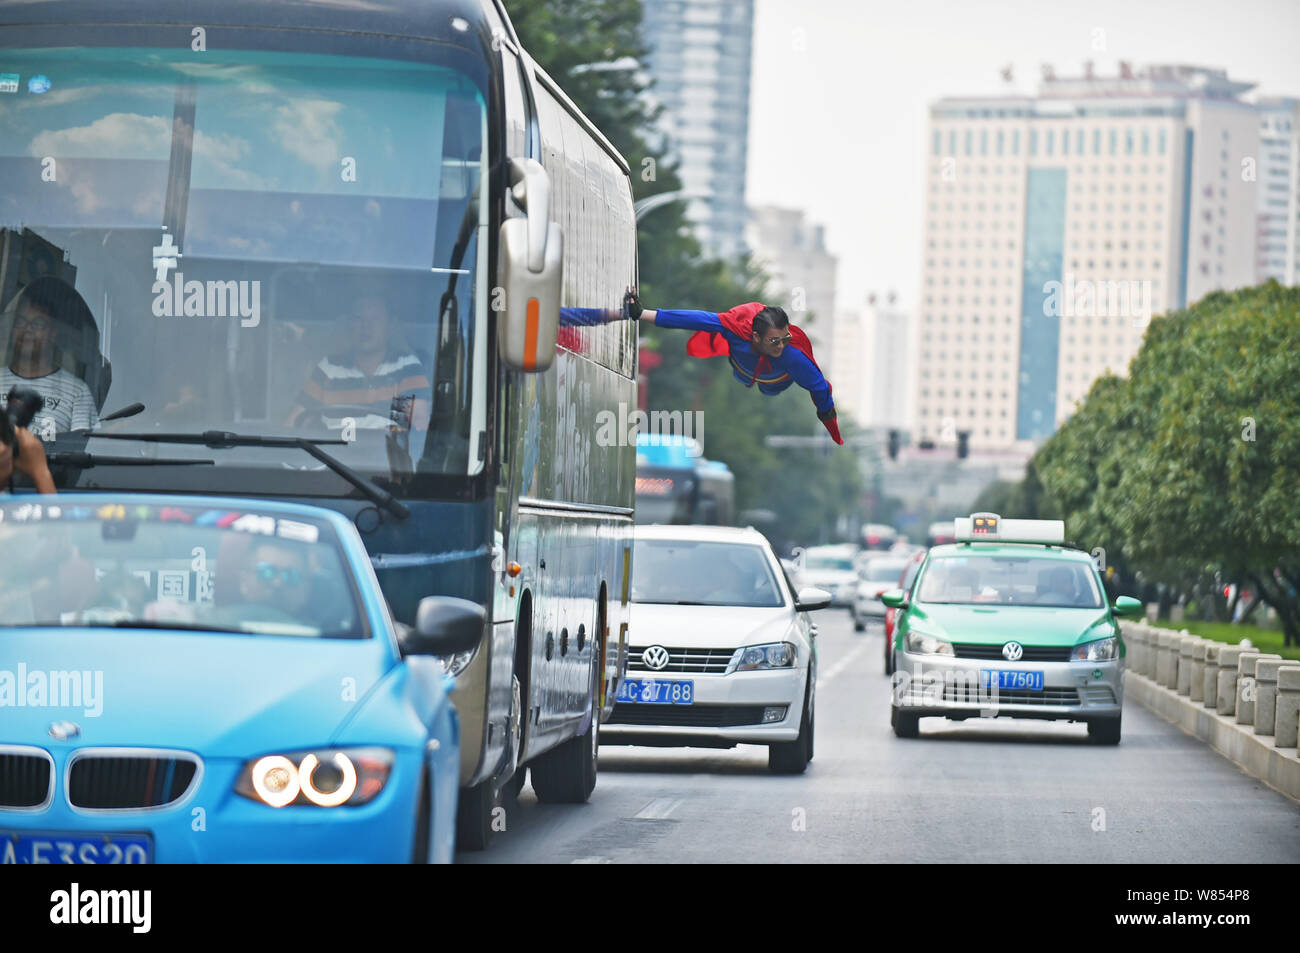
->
[605,525,831,774]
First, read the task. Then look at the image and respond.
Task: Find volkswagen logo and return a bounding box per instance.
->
[48,721,80,740]
[1002,642,1024,662]
[642,645,671,671]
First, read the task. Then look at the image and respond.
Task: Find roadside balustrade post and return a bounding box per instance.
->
[1177,636,1198,695]
[1235,653,1280,726]
[1202,643,1224,709]
[1189,639,1208,703]
[1254,659,1286,737]
[1216,645,1248,715]
[1274,666,1300,749]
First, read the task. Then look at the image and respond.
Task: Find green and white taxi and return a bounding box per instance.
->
[884,514,1143,744]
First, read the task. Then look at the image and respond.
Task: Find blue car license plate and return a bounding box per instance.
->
[0,831,153,864]
[981,669,1045,691]
[617,678,694,705]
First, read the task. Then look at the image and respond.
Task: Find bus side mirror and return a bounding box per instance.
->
[498,157,563,373]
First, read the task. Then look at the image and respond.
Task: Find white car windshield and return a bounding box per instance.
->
[632,539,784,607]
[805,555,854,571]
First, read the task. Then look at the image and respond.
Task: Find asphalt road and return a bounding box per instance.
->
[458,609,1300,863]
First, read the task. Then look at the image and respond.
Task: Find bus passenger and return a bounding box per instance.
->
[1,277,102,439]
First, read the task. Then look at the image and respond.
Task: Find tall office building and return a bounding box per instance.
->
[830,294,912,429]
[641,0,754,261]
[1255,97,1300,284]
[915,64,1279,453]
[746,205,838,354]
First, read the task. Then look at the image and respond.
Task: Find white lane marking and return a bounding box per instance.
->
[571,856,611,864]
[634,797,682,819]
[817,641,871,688]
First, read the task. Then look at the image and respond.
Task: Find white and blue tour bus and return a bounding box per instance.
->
[0,0,638,849]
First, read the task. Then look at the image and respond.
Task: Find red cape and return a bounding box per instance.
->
[685,302,821,374]
[685,302,841,444]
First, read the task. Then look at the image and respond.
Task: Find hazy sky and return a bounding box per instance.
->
[747,0,1300,316]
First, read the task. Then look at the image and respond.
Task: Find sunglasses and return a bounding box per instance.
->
[761,334,793,347]
[253,562,303,586]
[13,312,51,332]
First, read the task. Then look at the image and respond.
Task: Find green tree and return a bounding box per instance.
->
[1025,282,1300,641]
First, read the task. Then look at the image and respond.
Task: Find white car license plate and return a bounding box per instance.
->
[617,678,694,705]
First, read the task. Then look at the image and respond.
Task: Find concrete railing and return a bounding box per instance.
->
[1119,620,1300,802]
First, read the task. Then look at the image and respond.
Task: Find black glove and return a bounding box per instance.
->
[623,289,643,321]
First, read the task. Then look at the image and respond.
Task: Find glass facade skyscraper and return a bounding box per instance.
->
[641,0,754,261]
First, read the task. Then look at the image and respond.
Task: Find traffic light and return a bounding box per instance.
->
[887,429,900,461]
[957,431,970,459]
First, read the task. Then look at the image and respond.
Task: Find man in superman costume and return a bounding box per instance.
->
[621,290,843,445]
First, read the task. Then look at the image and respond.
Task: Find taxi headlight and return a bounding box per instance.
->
[905,630,954,656]
[728,641,797,673]
[236,747,394,808]
[1071,637,1118,661]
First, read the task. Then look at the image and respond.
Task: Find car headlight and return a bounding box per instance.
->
[235,747,394,808]
[905,629,954,656]
[1071,637,1119,661]
[727,641,797,673]
[438,648,477,677]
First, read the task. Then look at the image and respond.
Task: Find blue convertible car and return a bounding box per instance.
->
[0,494,481,863]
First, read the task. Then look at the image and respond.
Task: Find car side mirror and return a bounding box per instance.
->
[399,596,486,657]
[1111,595,1143,617]
[498,157,564,372]
[795,586,832,611]
[880,588,908,609]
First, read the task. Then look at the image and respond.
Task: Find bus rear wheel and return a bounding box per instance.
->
[531,665,599,803]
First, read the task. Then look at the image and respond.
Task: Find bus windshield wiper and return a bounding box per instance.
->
[48,452,214,468]
[85,430,410,520]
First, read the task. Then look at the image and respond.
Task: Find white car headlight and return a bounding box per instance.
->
[727,641,797,673]
[905,629,954,656]
[235,747,394,808]
[1071,637,1119,661]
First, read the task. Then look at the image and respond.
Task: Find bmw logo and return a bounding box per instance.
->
[48,721,80,740]
[1002,642,1024,661]
[642,645,670,671]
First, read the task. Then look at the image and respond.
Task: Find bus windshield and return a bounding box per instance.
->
[0,46,487,495]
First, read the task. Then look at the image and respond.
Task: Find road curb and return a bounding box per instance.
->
[1126,670,1300,804]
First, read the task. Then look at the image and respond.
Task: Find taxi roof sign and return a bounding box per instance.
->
[954,512,1065,545]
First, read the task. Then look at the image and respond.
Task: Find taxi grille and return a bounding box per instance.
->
[943,684,1081,706]
[626,647,735,675]
[952,643,1074,662]
[609,704,766,727]
[0,751,53,809]
[67,753,200,810]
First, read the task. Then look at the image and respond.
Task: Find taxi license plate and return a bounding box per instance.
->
[0,830,153,864]
[981,669,1044,691]
[617,678,694,705]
